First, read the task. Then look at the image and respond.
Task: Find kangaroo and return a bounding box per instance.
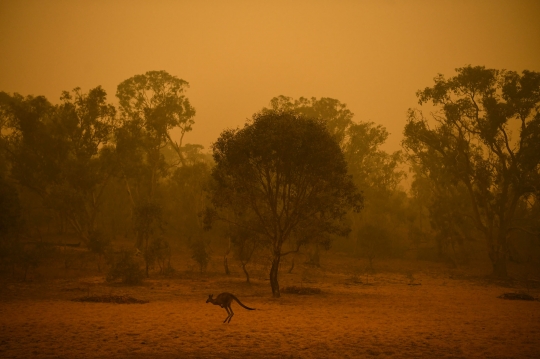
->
[206,292,255,323]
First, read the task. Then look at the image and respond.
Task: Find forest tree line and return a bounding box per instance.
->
[0,66,539,294]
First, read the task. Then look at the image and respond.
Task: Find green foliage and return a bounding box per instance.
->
[87,229,111,271]
[116,70,195,136]
[0,176,23,273]
[17,243,54,281]
[116,70,195,190]
[133,201,165,277]
[211,111,363,227]
[0,87,117,241]
[165,154,212,237]
[134,201,164,249]
[146,237,173,275]
[263,96,354,144]
[231,228,264,262]
[87,230,111,255]
[106,250,145,285]
[115,71,198,260]
[345,123,405,194]
[209,110,363,297]
[262,95,406,194]
[0,178,21,239]
[356,224,392,270]
[262,95,407,259]
[404,66,540,277]
[230,226,267,282]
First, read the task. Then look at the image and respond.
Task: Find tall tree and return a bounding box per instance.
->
[263,96,405,255]
[263,96,354,144]
[208,111,363,297]
[410,166,477,263]
[115,70,196,255]
[166,144,212,238]
[0,87,117,241]
[403,66,540,276]
[116,70,195,202]
[263,96,404,197]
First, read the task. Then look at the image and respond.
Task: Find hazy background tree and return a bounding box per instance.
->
[408,169,477,265]
[228,221,268,283]
[263,96,407,259]
[262,96,354,145]
[208,111,363,297]
[189,237,211,273]
[164,143,212,239]
[403,66,540,277]
[0,171,23,276]
[115,70,195,206]
[115,71,196,273]
[0,87,117,243]
[0,72,205,280]
[356,224,391,271]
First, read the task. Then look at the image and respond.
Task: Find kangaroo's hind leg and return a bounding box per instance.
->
[223,306,232,323]
[227,305,234,323]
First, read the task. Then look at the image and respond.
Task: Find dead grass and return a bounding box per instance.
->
[1,251,539,358]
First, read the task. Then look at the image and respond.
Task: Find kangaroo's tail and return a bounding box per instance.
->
[232,295,255,310]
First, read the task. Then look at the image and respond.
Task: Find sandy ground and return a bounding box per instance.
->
[1,260,539,359]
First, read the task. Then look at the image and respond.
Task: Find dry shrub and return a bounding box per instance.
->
[498,292,537,301]
[106,249,144,285]
[282,286,322,295]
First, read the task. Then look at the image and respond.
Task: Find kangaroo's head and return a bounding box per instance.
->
[206,294,213,303]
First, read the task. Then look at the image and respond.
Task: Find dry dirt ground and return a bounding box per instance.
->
[1,256,539,359]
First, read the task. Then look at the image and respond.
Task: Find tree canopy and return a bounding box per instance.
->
[209,110,363,297]
[0,87,117,241]
[403,65,540,276]
[263,95,405,194]
[116,70,196,203]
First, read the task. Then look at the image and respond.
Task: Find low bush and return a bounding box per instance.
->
[106,249,144,285]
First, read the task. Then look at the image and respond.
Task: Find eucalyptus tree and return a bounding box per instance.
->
[403,66,540,276]
[263,96,354,144]
[410,167,478,263]
[263,96,404,195]
[116,70,196,203]
[115,70,196,262]
[208,111,363,297]
[0,87,117,241]
[229,225,267,283]
[263,96,405,254]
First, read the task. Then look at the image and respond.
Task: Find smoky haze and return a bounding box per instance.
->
[1,1,540,358]
[1,0,539,153]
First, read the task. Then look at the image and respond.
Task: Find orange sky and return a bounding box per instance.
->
[1,0,539,153]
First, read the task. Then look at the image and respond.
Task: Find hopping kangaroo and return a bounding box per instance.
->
[206,292,255,323]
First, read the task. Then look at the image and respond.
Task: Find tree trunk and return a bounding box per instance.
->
[145,236,149,278]
[270,253,281,298]
[492,256,508,277]
[224,256,230,275]
[310,245,320,267]
[242,262,250,283]
[288,258,295,274]
[223,236,231,275]
[489,243,508,277]
[488,231,508,278]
